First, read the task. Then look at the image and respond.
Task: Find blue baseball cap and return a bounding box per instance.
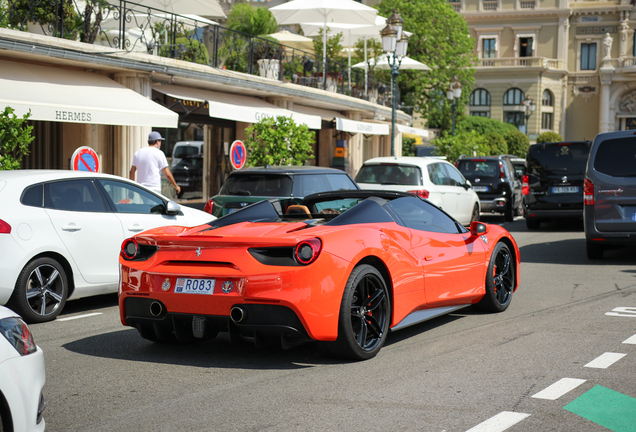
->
[148,131,165,141]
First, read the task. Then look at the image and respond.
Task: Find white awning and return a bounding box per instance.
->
[293,104,342,120]
[336,118,389,135]
[397,124,429,139]
[0,59,178,128]
[153,85,322,129]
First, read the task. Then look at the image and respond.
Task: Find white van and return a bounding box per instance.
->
[171,141,204,169]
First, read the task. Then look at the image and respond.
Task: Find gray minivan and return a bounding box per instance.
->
[584,130,636,259]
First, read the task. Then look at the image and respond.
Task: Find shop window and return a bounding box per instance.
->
[581,43,597,70]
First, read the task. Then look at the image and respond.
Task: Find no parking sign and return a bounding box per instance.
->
[71,146,100,172]
[229,140,247,170]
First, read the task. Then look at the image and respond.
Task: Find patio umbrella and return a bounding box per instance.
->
[267,30,314,53]
[270,0,377,86]
[110,0,226,18]
[353,55,432,71]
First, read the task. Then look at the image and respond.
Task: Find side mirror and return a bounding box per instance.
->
[166,200,181,216]
[470,221,489,237]
[463,179,472,190]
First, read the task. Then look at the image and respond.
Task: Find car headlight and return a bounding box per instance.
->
[0,316,37,356]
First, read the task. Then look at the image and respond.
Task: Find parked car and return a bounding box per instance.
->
[203,166,359,217]
[0,170,214,323]
[172,155,203,198]
[119,190,520,361]
[584,131,636,259]
[502,155,526,177]
[355,157,480,226]
[456,156,523,222]
[522,141,592,229]
[170,141,203,169]
[0,305,46,431]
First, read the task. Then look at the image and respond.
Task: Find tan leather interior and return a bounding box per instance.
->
[286,204,311,215]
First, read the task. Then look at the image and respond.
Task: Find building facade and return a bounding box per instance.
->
[457,0,636,141]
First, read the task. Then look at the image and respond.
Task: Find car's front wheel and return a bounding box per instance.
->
[475,242,514,313]
[327,264,391,361]
[470,204,480,224]
[9,257,68,323]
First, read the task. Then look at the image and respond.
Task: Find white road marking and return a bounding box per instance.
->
[531,378,587,400]
[605,307,636,317]
[584,352,626,369]
[623,334,636,345]
[465,412,530,432]
[56,312,103,322]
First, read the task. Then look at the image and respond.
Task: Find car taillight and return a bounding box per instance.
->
[499,161,505,179]
[121,238,139,259]
[522,175,529,195]
[407,189,430,199]
[203,200,213,214]
[0,317,37,356]
[0,219,10,234]
[584,178,594,205]
[294,238,322,265]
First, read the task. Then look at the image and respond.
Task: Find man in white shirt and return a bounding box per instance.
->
[129,131,181,195]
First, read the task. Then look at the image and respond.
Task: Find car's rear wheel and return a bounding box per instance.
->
[475,242,514,313]
[328,264,391,361]
[586,241,604,259]
[504,202,514,222]
[526,218,541,230]
[470,204,480,224]
[9,257,68,323]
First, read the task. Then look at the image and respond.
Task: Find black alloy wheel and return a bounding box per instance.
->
[9,257,68,323]
[475,242,514,313]
[328,264,391,361]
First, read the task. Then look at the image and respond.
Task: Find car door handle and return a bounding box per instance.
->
[127,224,144,232]
[61,223,81,232]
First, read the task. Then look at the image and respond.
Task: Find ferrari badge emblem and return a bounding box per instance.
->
[222,281,233,294]
[195,247,202,257]
[161,278,171,291]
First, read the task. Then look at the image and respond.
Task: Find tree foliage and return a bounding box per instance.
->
[376,0,476,133]
[433,131,489,163]
[245,116,315,167]
[457,116,517,136]
[312,27,345,63]
[225,3,278,37]
[536,131,563,144]
[504,130,530,157]
[0,106,34,170]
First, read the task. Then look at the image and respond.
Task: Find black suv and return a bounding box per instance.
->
[203,166,359,217]
[523,141,591,229]
[584,131,636,259]
[456,156,522,222]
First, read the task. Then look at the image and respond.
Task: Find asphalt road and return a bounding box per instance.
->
[28,215,636,432]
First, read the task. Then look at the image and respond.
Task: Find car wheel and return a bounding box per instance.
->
[475,242,514,313]
[586,241,604,260]
[9,257,68,323]
[504,203,514,222]
[470,204,480,224]
[328,264,391,361]
[514,199,523,217]
[526,218,541,230]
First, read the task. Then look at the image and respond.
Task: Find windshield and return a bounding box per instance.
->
[173,145,201,158]
[219,174,293,197]
[355,164,422,186]
[527,143,590,176]
[457,160,500,179]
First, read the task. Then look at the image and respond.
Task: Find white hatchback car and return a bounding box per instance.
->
[0,305,46,432]
[355,157,480,226]
[0,170,215,323]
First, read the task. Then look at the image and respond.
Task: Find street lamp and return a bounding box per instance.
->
[522,96,536,136]
[381,11,408,157]
[447,75,462,136]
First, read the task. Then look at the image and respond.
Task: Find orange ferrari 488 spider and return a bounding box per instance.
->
[119,191,520,360]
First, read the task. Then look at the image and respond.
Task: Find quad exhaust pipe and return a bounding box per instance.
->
[149,301,163,317]
[230,306,247,323]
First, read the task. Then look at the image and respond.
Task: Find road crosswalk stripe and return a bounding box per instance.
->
[465,411,530,432]
[531,378,587,400]
[622,334,636,344]
[584,352,627,369]
[56,312,103,322]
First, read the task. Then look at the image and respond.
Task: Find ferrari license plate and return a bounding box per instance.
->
[552,186,579,194]
[175,278,215,294]
[472,186,489,192]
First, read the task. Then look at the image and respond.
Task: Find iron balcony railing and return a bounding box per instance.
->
[1,0,394,106]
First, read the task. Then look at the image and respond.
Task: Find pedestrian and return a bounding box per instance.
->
[129,131,181,196]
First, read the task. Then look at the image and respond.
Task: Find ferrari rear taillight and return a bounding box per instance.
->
[121,239,139,259]
[203,200,213,214]
[407,189,430,199]
[0,219,10,234]
[294,238,322,265]
[584,178,594,205]
[522,175,529,195]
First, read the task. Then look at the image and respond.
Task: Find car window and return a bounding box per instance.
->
[442,164,466,186]
[527,143,590,175]
[21,183,43,208]
[98,179,165,214]
[386,196,460,233]
[593,137,636,177]
[219,174,293,197]
[173,145,201,158]
[457,160,500,179]
[294,174,358,196]
[44,180,106,212]
[355,164,421,186]
[427,163,450,186]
